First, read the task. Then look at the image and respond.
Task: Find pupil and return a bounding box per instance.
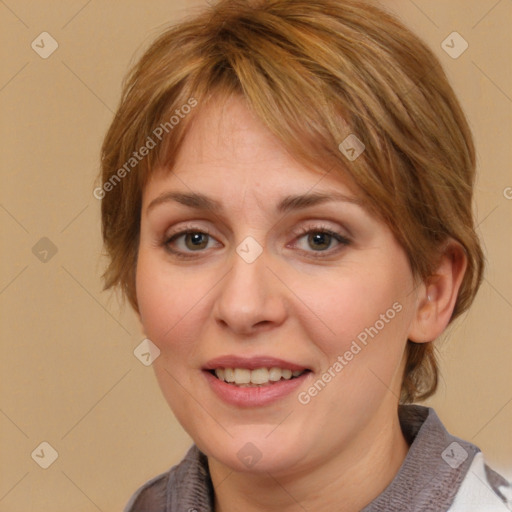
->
[309,232,330,250]
[187,233,208,250]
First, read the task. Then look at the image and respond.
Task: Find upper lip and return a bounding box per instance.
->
[202,355,310,372]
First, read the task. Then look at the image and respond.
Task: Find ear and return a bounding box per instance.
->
[408,239,467,343]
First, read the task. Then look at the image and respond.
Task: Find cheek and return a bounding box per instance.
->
[291,265,416,408]
[293,264,413,355]
[135,249,210,354]
[294,275,413,419]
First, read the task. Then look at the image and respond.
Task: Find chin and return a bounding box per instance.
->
[199,431,308,475]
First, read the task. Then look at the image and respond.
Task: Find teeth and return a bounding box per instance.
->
[268,367,282,382]
[234,368,251,384]
[213,367,306,386]
[250,368,269,384]
[281,369,292,379]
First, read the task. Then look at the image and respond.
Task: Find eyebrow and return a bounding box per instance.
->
[146,190,363,215]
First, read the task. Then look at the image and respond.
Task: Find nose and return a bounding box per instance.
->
[213,247,287,335]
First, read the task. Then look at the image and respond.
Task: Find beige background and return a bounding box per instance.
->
[0,0,511,510]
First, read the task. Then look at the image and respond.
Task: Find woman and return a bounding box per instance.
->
[98,0,511,510]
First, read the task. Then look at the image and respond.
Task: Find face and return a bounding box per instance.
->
[136,95,421,476]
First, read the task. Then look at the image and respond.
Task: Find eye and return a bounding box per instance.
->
[292,225,351,256]
[162,227,220,258]
[160,223,351,259]
[180,232,211,250]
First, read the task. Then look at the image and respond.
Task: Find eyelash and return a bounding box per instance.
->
[161,223,351,260]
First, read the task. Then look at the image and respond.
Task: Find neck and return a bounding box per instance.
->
[208,410,409,512]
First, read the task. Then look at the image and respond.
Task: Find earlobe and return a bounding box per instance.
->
[408,240,467,343]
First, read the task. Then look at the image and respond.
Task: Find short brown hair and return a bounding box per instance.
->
[99,0,484,403]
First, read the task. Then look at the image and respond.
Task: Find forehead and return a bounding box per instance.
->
[145,95,360,204]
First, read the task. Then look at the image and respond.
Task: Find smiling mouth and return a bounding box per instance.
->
[208,367,311,387]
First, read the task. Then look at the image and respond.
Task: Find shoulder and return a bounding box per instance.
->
[123,445,214,512]
[363,406,510,512]
[448,452,512,511]
[123,470,169,512]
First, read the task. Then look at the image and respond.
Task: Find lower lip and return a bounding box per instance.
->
[203,370,311,408]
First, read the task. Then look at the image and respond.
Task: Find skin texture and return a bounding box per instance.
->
[135,95,466,511]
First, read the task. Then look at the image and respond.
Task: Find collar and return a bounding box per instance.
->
[125,405,480,511]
